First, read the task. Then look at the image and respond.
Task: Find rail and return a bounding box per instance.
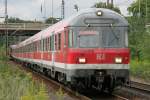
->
[129,81,150,92]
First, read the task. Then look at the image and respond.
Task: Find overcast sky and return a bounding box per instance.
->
[0,0,135,21]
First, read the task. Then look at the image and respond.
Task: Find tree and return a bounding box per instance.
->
[128,0,150,22]
[7,17,24,23]
[127,0,150,61]
[7,17,42,23]
[45,17,59,24]
[127,17,145,60]
[93,2,121,14]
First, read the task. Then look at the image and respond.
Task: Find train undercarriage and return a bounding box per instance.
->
[68,69,129,93]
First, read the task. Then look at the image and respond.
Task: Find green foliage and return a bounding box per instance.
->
[127,0,150,61]
[0,61,33,100]
[21,82,49,100]
[93,2,121,14]
[0,45,9,61]
[127,17,146,60]
[130,60,150,81]
[6,17,42,23]
[128,0,150,22]
[45,17,59,24]
[0,45,49,100]
[140,32,150,60]
[55,87,65,100]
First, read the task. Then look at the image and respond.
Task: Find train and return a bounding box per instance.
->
[10,8,130,93]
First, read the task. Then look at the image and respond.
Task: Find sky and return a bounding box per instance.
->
[0,0,135,21]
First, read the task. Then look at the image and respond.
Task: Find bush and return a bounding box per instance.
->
[130,60,150,81]
[0,45,49,100]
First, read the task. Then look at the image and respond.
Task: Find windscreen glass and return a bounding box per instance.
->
[68,26,127,48]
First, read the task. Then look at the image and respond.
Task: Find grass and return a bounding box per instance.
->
[0,45,49,100]
[130,60,150,82]
[55,87,65,100]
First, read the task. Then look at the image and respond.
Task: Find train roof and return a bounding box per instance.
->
[12,8,128,49]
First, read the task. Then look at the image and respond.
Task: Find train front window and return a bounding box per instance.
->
[68,26,127,48]
[102,27,125,48]
[79,31,99,48]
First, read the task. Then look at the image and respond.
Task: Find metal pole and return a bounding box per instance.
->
[5,0,8,55]
[44,0,46,22]
[61,0,65,19]
[52,0,54,24]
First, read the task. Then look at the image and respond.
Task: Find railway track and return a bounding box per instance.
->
[112,94,129,100]
[112,81,150,100]
[128,81,150,93]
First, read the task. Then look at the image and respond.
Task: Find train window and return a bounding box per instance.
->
[45,38,47,51]
[79,30,99,48]
[40,40,42,51]
[58,33,61,50]
[39,40,40,51]
[102,28,122,48]
[51,35,54,51]
[69,30,73,47]
[50,36,51,51]
[34,42,36,51]
[45,39,47,51]
[43,39,45,51]
[55,35,57,50]
[31,43,33,52]
[33,43,34,51]
[46,38,49,51]
[29,44,31,52]
[36,41,38,51]
[47,37,50,51]
[32,43,33,51]
[33,43,34,52]
[47,38,50,51]
[64,29,67,45]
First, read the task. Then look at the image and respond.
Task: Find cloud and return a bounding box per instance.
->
[0,0,134,21]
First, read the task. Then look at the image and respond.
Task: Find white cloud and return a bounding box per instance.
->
[0,0,134,21]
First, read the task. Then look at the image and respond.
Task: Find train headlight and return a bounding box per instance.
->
[78,58,86,64]
[115,57,122,64]
[96,10,103,16]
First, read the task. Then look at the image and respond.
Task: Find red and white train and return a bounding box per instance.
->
[10,8,130,93]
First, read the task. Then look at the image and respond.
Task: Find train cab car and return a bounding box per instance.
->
[10,8,130,93]
[63,8,129,92]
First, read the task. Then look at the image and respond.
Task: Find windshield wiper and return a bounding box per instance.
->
[108,25,119,45]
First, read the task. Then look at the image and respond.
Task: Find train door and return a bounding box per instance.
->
[63,28,68,68]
